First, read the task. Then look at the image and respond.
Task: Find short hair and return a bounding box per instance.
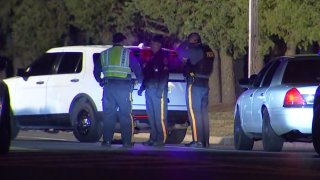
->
[151,35,163,44]
[112,32,127,44]
[187,32,202,43]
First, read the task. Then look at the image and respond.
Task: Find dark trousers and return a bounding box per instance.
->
[145,87,168,144]
[186,81,210,145]
[102,80,133,144]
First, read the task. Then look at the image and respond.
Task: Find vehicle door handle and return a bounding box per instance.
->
[250,94,253,97]
[70,79,79,82]
[36,81,44,85]
[260,93,264,96]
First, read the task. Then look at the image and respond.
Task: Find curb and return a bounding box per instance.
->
[184,134,234,145]
[128,133,234,145]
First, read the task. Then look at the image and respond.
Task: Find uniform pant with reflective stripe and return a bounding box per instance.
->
[145,87,168,144]
[102,80,133,144]
[186,83,210,145]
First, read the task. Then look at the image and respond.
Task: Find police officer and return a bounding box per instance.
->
[138,35,169,147]
[180,32,214,148]
[93,32,143,148]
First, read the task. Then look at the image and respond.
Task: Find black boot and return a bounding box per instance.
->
[186,141,204,148]
[101,141,111,148]
[142,140,154,146]
[185,141,196,147]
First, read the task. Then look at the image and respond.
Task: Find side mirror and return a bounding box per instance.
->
[248,74,258,85]
[238,78,250,88]
[238,74,257,89]
[17,68,29,81]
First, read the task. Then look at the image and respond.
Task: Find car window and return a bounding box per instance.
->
[261,60,281,87]
[131,48,184,73]
[95,49,184,74]
[57,52,83,74]
[282,59,320,85]
[252,61,274,88]
[26,53,61,76]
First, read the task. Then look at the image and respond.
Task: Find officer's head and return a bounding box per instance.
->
[112,32,127,45]
[151,35,163,53]
[187,32,202,48]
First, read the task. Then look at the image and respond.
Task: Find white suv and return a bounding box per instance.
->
[3,45,188,143]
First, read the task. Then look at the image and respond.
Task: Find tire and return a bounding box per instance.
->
[0,83,11,154]
[234,108,254,150]
[262,108,284,152]
[165,129,187,144]
[71,99,102,142]
[312,106,320,155]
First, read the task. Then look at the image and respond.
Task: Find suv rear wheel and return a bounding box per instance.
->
[71,98,102,142]
[0,83,11,154]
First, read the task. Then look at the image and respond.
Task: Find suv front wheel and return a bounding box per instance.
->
[0,82,11,154]
[70,98,102,142]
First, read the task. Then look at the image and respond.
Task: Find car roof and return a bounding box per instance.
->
[268,54,320,63]
[46,45,175,54]
[283,54,320,59]
[47,45,112,53]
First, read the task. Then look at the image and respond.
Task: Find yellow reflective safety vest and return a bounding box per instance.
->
[101,46,131,78]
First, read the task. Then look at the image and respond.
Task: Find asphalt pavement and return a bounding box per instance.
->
[0,130,319,180]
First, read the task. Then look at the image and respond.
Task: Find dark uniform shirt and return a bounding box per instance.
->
[140,49,169,91]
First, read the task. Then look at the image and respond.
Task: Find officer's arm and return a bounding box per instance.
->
[93,55,103,84]
[129,53,143,83]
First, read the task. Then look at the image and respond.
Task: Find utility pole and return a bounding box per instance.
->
[248,0,258,77]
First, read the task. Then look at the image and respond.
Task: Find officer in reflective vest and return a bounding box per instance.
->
[138,35,169,147]
[179,32,215,148]
[93,32,143,148]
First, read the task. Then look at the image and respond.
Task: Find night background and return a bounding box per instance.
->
[0,0,320,105]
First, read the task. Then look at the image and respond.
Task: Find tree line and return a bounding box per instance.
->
[0,0,320,105]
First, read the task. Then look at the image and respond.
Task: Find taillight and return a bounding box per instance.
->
[283,88,306,107]
[132,49,152,61]
[133,115,148,119]
[139,49,152,60]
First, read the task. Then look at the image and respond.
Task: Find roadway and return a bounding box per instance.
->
[0,130,320,179]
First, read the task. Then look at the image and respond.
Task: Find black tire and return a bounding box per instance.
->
[0,83,11,154]
[234,108,254,150]
[71,99,102,142]
[262,108,284,152]
[312,106,320,155]
[165,129,187,144]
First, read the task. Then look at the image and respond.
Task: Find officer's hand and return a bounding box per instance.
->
[99,80,104,87]
[182,57,188,64]
[137,88,144,96]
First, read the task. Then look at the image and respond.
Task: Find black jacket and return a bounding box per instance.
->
[140,49,169,91]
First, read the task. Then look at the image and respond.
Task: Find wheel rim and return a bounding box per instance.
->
[76,109,92,135]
